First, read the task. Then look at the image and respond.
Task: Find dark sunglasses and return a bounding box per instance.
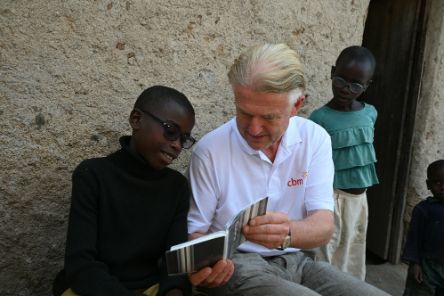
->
[137,108,196,149]
[332,76,368,94]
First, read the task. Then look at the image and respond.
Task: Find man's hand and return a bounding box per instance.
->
[411,263,423,283]
[188,260,234,288]
[243,212,290,249]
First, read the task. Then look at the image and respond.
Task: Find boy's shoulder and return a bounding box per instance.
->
[412,196,443,213]
[363,102,377,113]
[74,156,110,173]
[308,105,329,123]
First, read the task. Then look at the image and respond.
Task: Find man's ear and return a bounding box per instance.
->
[290,95,305,116]
[129,109,142,130]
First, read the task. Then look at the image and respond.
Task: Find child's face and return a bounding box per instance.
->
[427,166,444,200]
[331,60,373,107]
[131,103,195,170]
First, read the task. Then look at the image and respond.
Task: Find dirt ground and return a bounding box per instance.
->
[365,252,408,296]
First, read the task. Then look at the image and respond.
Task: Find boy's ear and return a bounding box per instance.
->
[330,66,336,78]
[129,109,142,130]
[426,179,431,190]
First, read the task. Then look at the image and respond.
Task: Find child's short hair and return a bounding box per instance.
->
[336,46,376,73]
[427,159,444,179]
[134,85,195,116]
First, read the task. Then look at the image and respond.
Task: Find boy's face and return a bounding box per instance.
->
[427,166,444,200]
[130,103,195,170]
[331,60,373,107]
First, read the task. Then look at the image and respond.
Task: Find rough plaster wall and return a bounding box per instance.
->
[0,0,370,295]
[406,0,444,222]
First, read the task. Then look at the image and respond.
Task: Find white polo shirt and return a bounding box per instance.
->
[187,116,334,256]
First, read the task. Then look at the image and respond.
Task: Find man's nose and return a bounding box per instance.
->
[247,117,262,135]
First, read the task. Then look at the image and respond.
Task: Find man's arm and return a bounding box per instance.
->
[186,150,235,287]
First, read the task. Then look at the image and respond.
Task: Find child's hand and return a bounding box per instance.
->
[165,288,183,296]
[411,263,423,283]
[188,259,234,288]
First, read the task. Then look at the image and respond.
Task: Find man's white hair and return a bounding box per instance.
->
[228,43,305,105]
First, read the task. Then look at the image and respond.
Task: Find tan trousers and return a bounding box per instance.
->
[317,189,368,280]
[62,283,159,296]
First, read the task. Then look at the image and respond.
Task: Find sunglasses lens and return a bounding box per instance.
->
[349,84,364,93]
[332,77,346,88]
[181,136,196,149]
[333,77,364,94]
[163,124,181,141]
[162,121,196,149]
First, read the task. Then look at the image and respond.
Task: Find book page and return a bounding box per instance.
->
[225,196,268,257]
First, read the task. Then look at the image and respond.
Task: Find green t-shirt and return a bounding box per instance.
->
[309,103,379,189]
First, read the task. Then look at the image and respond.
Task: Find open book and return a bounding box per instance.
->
[165,196,269,275]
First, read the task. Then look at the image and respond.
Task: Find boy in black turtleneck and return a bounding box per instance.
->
[53,86,198,296]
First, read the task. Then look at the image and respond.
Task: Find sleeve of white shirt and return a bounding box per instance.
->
[186,149,219,235]
[304,127,334,212]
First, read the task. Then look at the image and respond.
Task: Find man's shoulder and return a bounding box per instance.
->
[194,119,234,152]
[290,116,331,140]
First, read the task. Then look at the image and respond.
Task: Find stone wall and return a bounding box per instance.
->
[0,1,370,295]
[405,0,444,225]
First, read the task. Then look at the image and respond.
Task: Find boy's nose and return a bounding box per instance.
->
[170,138,182,152]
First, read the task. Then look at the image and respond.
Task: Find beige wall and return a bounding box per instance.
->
[0,1,372,295]
[405,0,444,224]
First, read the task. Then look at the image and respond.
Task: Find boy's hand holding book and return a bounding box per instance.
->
[165,197,268,275]
[188,259,234,288]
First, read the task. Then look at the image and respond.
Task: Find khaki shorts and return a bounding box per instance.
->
[316,189,368,280]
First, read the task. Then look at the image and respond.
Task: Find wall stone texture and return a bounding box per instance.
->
[405,0,444,226]
[1,0,373,295]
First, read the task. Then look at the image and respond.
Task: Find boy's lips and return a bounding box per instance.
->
[160,150,178,164]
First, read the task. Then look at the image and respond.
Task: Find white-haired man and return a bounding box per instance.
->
[187,44,388,295]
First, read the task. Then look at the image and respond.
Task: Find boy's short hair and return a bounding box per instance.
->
[227,43,305,104]
[134,85,195,115]
[336,46,376,74]
[427,159,444,179]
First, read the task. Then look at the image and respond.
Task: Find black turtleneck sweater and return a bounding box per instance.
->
[53,136,191,296]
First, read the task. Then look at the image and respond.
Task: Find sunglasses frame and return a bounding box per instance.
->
[136,108,196,149]
[332,76,367,94]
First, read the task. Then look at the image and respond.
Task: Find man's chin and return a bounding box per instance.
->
[246,140,271,151]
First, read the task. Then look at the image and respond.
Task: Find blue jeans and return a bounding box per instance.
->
[197,251,389,296]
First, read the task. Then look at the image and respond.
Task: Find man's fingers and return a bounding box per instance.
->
[244,223,288,236]
[249,212,288,226]
[246,233,285,249]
